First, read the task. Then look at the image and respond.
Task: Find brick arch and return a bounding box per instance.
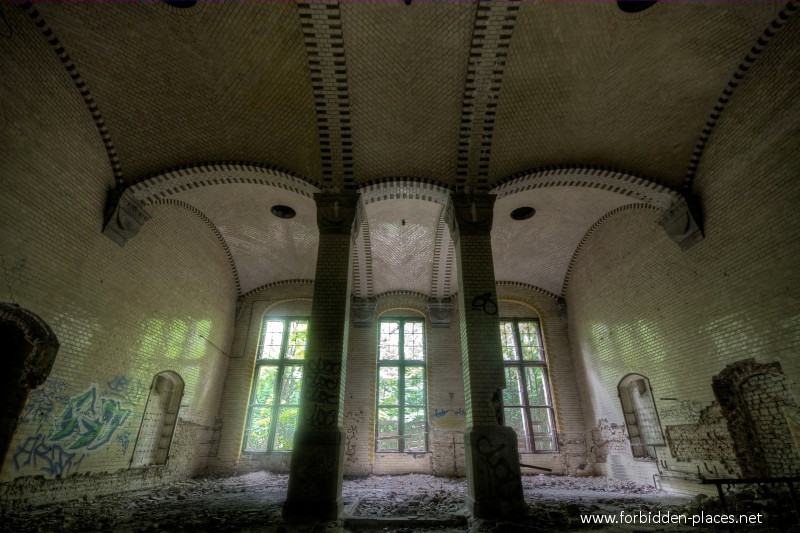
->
[0,303,59,389]
[712,358,799,477]
[128,162,321,205]
[0,303,60,468]
[492,165,678,208]
[683,1,799,192]
[18,2,123,184]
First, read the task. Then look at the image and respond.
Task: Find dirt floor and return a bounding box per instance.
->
[0,472,794,532]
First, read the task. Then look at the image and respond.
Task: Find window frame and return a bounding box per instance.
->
[618,374,665,460]
[501,317,559,454]
[375,317,429,454]
[243,316,308,453]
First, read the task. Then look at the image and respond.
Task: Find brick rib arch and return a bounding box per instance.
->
[129,162,321,205]
[683,0,799,192]
[152,199,241,295]
[18,2,123,184]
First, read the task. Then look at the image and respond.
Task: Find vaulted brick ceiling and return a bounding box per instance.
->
[19,1,792,297]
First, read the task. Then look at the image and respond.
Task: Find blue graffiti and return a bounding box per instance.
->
[13,435,85,477]
[434,408,467,418]
[49,386,131,451]
[20,379,70,431]
[106,375,147,405]
[116,429,131,456]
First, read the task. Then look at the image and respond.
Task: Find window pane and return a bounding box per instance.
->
[404,408,426,452]
[504,407,529,452]
[379,322,400,360]
[377,407,399,451]
[246,407,272,451]
[518,321,542,361]
[530,408,556,451]
[254,366,278,404]
[405,367,425,405]
[280,366,303,405]
[378,366,399,405]
[500,321,517,361]
[525,367,550,406]
[273,407,298,451]
[503,367,523,406]
[285,321,308,359]
[260,320,285,359]
[403,321,425,361]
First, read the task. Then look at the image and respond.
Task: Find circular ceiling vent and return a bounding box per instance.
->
[164,0,198,8]
[510,207,536,221]
[616,0,658,13]
[270,205,296,220]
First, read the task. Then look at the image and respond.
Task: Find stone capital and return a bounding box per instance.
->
[351,298,377,327]
[657,196,703,250]
[427,299,453,328]
[315,193,359,235]
[102,187,150,247]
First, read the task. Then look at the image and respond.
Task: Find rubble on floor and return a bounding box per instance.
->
[0,472,796,532]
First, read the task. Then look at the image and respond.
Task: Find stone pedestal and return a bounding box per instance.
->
[464,426,527,518]
[283,193,357,521]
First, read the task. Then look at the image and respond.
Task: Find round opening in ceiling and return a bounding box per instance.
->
[616,0,658,13]
[510,207,536,221]
[164,0,198,8]
[270,205,296,220]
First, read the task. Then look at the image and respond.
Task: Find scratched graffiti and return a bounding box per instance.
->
[304,359,341,426]
[116,429,132,456]
[19,378,69,430]
[476,435,522,500]
[106,375,147,405]
[49,386,131,451]
[345,424,358,463]
[13,434,85,477]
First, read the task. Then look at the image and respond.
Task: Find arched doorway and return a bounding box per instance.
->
[0,303,60,465]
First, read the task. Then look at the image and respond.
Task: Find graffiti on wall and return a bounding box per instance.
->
[107,375,148,405]
[14,381,135,477]
[13,434,85,477]
[19,378,69,431]
[432,408,466,430]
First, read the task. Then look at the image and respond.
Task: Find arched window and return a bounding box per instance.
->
[618,374,664,459]
[376,316,427,453]
[131,371,184,467]
[243,317,308,452]
[500,318,557,452]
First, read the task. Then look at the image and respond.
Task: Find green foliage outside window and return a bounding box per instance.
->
[245,318,308,452]
[377,318,427,453]
[501,318,558,453]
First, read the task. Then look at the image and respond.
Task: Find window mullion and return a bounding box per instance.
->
[398,319,405,453]
[268,319,290,452]
[512,320,535,452]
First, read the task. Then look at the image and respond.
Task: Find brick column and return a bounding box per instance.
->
[448,193,526,518]
[283,193,357,520]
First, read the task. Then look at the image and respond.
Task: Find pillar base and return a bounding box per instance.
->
[282,426,345,521]
[464,426,527,519]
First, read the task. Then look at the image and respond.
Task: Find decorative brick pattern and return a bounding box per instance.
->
[17,2,123,184]
[683,0,798,191]
[298,1,354,191]
[456,0,520,193]
[154,198,240,294]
